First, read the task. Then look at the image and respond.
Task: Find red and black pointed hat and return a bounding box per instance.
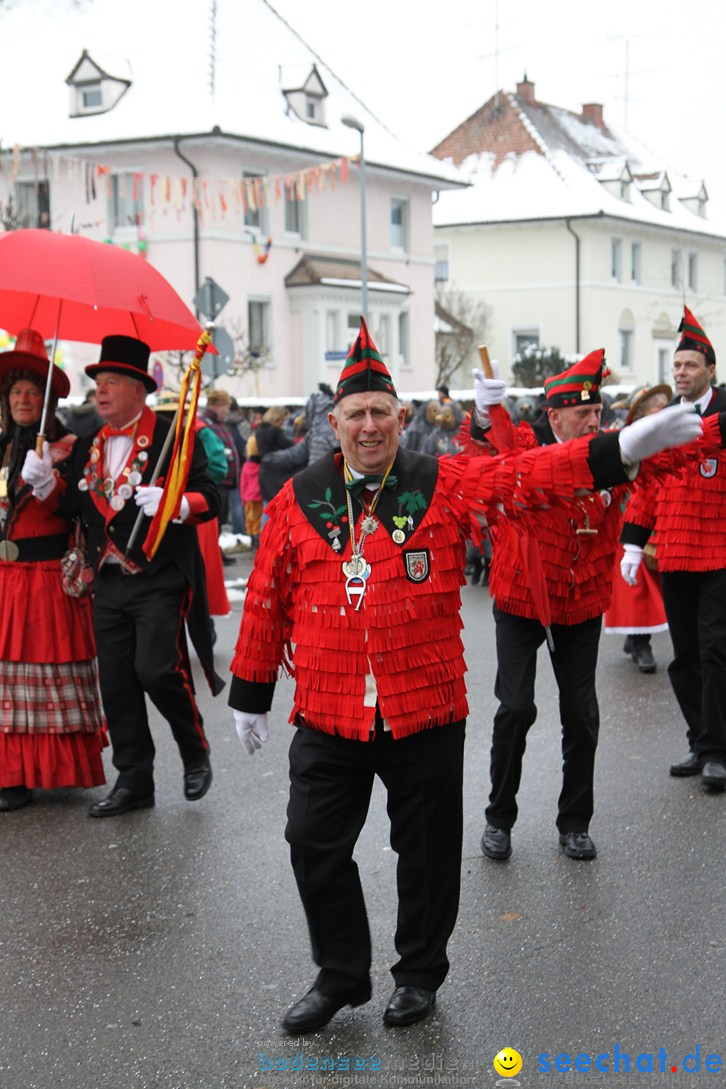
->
[677,306,715,365]
[334,317,397,404]
[543,349,609,408]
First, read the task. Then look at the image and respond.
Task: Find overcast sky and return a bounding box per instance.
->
[273,0,726,195]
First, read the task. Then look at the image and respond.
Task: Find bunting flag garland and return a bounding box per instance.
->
[253,237,272,264]
[3,146,355,224]
[142,328,213,561]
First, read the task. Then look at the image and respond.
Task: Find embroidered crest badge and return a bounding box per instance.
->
[404,549,430,583]
[700,458,718,479]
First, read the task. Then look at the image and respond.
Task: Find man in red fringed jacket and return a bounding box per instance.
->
[621,307,726,791]
[228,320,701,1035]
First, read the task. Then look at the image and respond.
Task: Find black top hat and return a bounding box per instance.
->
[85,335,156,393]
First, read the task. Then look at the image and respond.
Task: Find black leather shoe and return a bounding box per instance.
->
[282,985,370,1033]
[701,761,726,791]
[481,824,512,861]
[184,758,212,801]
[383,986,436,1027]
[0,786,33,811]
[559,831,597,860]
[670,752,702,777]
[88,786,155,818]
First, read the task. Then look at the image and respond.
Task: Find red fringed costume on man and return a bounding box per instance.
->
[621,307,726,788]
[227,322,681,1033]
[467,349,697,862]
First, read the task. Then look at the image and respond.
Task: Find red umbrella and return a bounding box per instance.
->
[0,229,203,350]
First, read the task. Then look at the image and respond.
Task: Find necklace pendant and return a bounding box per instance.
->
[342,554,367,578]
[345,574,367,610]
[360,514,379,536]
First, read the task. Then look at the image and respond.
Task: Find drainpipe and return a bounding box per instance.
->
[565,218,581,353]
[173,136,200,318]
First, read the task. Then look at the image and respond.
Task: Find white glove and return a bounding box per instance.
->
[620,544,644,586]
[234,710,270,755]
[473,361,507,423]
[172,496,191,523]
[22,442,54,491]
[618,402,702,465]
[134,485,164,517]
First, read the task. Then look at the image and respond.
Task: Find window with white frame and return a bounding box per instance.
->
[631,241,642,285]
[671,248,682,289]
[14,179,51,228]
[390,197,409,250]
[434,244,449,283]
[398,311,410,366]
[611,237,622,281]
[80,81,103,110]
[284,187,305,236]
[347,312,361,348]
[243,172,268,232]
[109,172,144,229]
[326,311,341,353]
[688,251,698,292]
[619,329,634,370]
[376,314,391,357]
[658,347,670,383]
[248,299,271,358]
[513,327,540,356]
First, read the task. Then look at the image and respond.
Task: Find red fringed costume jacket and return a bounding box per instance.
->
[467,405,633,626]
[229,439,628,742]
[621,400,726,572]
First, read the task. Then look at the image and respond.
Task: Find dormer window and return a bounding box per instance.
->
[81,82,103,110]
[281,64,328,127]
[66,49,131,118]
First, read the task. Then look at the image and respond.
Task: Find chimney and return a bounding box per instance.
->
[516,73,535,104]
[582,102,604,128]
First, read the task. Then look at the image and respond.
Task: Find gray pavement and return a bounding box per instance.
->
[2,550,724,1089]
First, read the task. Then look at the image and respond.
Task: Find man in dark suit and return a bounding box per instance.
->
[621,307,726,790]
[24,336,221,816]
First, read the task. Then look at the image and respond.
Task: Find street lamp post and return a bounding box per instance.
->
[341,114,367,324]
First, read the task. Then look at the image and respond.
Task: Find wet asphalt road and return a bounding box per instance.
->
[1,550,725,1089]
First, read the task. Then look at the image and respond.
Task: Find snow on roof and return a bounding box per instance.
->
[0,0,464,188]
[433,89,726,237]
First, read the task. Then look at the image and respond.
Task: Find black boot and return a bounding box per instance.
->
[630,634,656,673]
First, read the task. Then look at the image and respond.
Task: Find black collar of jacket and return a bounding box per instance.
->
[293,447,438,550]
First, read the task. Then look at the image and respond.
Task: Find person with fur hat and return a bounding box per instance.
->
[468,349,702,863]
[0,329,105,811]
[603,384,672,673]
[23,335,222,817]
[228,319,701,1034]
[621,306,726,790]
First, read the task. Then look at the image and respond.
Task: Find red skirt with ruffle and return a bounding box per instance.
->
[0,559,106,789]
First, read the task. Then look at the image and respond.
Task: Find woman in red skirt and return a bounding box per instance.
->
[605,384,672,672]
[0,330,106,811]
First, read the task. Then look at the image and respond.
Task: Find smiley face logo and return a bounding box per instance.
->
[493,1047,523,1078]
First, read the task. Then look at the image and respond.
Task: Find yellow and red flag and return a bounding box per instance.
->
[142,328,213,560]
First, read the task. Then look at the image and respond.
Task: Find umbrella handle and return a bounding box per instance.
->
[38,308,62,452]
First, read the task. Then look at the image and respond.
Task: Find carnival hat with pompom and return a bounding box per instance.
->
[676,306,715,366]
[334,316,397,404]
[543,349,609,408]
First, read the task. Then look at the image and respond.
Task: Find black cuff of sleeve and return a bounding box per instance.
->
[620,522,651,548]
[470,414,491,443]
[587,432,630,489]
[228,676,276,713]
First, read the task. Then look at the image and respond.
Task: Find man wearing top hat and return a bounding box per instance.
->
[620,307,726,791]
[23,335,222,816]
[228,319,700,1034]
[469,349,706,864]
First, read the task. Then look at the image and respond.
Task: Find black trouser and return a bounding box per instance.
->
[93,564,209,792]
[285,718,465,998]
[486,606,602,834]
[660,568,726,761]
